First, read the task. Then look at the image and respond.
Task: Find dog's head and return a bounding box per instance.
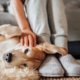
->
[2,42,67,69]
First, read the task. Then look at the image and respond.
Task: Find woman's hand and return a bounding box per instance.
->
[11,0,37,47]
[11,0,36,47]
[20,29,36,47]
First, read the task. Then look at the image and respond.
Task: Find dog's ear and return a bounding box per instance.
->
[0,24,22,38]
[36,42,67,55]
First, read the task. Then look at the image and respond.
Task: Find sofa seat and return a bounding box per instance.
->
[63,0,80,59]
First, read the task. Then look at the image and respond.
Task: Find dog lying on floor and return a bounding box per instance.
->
[0,24,67,80]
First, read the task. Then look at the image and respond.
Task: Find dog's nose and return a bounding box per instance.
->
[4,53,12,62]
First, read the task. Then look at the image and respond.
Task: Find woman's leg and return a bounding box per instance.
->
[47,0,68,49]
[25,0,64,77]
[47,0,80,76]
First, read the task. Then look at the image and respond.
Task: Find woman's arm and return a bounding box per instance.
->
[10,0,36,47]
[10,0,30,31]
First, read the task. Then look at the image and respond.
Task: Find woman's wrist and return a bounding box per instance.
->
[21,28,31,33]
[20,22,31,32]
[21,26,30,32]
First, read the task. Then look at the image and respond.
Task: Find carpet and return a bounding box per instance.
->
[40,77,80,80]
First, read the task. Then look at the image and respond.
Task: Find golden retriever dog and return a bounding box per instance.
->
[0,24,67,80]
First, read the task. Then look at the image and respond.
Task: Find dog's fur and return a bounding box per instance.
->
[0,24,67,80]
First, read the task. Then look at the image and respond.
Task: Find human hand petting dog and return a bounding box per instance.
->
[20,28,68,55]
[20,29,36,47]
[0,24,68,69]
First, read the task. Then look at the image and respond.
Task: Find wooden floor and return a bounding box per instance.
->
[39,60,80,80]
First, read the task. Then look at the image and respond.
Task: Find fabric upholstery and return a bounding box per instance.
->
[64,0,80,41]
[0,12,17,26]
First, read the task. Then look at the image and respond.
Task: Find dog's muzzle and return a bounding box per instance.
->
[3,53,12,62]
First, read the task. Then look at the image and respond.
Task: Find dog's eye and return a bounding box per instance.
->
[24,49,29,54]
[23,64,27,67]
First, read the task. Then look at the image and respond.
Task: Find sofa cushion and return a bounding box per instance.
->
[64,0,80,41]
[0,0,9,4]
[63,0,80,58]
[0,12,17,26]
